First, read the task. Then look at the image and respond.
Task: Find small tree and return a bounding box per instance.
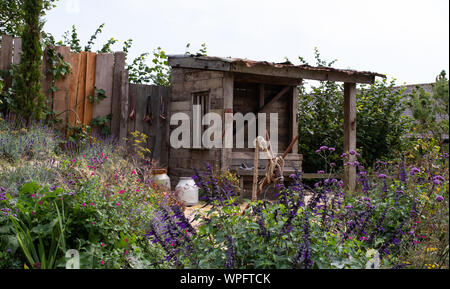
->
[407,71,449,143]
[0,0,57,36]
[12,0,45,122]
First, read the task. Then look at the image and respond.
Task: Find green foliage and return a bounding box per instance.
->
[127,47,171,86]
[61,25,82,53]
[90,114,112,137]
[0,119,170,269]
[98,38,118,53]
[88,87,107,104]
[0,0,57,36]
[357,79,411,167]
[407,71,449,142]
[9,185,67,269]
[185,43,208,56]
[10,0,45,122]
[122,39,133,54]
[298,48,410,172]
[0,116,59,164]
[127,43,208,86]
[84,23,105,52]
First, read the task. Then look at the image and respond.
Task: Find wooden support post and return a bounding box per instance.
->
[252,138,259,202]
[344,82,357,192]
[291,86,299,154]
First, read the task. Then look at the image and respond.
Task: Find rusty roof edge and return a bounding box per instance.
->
[168,54,386,78]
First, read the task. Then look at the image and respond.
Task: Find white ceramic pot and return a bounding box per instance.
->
[176,177,199,206]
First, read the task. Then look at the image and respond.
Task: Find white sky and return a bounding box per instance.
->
[43,0,449,85]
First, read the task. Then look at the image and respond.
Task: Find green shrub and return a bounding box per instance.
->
[298,50,410,172]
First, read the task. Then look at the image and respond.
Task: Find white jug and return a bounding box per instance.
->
[151,169,171,190]
[176,177,199,206]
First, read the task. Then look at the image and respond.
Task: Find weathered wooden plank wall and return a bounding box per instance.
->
[1,35,171,166]
[127,83,170,167]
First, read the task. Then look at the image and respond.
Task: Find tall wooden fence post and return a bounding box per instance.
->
[93,53,114,135]
[111,52,126,139]
[119,70,129,146]
[53,46,71,126]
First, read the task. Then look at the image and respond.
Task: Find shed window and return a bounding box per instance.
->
[192,92,210,147]
[193,92,209,118]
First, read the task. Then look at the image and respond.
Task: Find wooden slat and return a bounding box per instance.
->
[151,86,162,164]
[234,72,302,86]
[232,152,303,161]
[119,70,129,146]
[259,84,265,109]
[0,35,13,70]
[168,57,232,72]
[41,48,53,109]
[12,37,22,65]
[221,72,233,171]
[259,86,290,113]
[67,53,81,126]
[111,51,126,138]
[134,84,147,134]
[83,52,96,125]
[76,52,87,124]
[53,46,71,125]
[127,83,137,151]
[143,85,152,148]
[0,35,13,90]
[159,87,170,167]
[93,53,114,121]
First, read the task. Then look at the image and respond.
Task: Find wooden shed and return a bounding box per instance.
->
[167,55,385,197]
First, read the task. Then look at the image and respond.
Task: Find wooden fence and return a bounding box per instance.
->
[0,35,170,167]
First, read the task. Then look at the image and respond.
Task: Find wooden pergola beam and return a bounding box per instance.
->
[344,82,357,192]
